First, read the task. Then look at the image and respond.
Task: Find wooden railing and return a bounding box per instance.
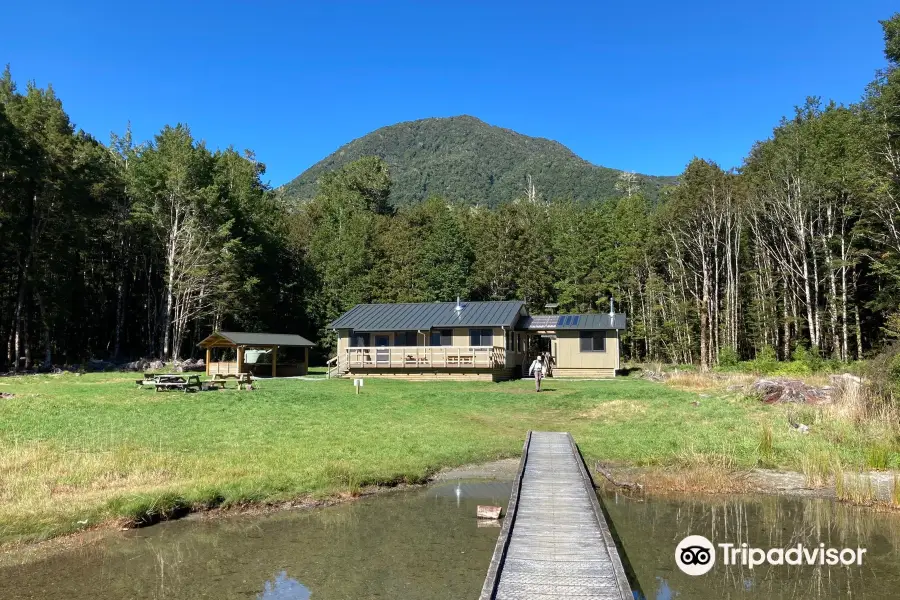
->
[345,346,507,369]
[209,361,241,376]
[326,355,345,379]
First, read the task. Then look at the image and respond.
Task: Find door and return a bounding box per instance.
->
[374,335,390,364]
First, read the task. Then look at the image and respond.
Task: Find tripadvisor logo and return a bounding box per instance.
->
[675,535,867,576]
[675,535,716,575]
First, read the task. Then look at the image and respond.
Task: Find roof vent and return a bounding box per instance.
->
[609,297,615,317]
[455,296,463,317]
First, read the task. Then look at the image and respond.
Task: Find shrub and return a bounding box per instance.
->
[859,343,900,408]
[772,361,812,376]
[790,343,824,374]
[746,345,778,375]
[718,347,740,368]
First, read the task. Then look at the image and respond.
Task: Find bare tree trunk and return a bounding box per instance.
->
[841,234,849,362]
[23,306,31,370]
[811,215,823,352]
[113,252,127,361]
[34,290,51,366]
[824,205,839,358]
[782,280,791,359]
[161,202,179,360]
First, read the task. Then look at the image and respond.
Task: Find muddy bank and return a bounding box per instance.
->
[599,463,900,507]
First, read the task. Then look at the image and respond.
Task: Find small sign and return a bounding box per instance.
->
[477,505,502,519]
[354,378,364,394]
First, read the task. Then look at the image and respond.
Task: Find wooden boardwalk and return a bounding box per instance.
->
[480,431,632,600]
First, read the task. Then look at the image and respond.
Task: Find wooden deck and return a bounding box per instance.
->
[480,431,631,600]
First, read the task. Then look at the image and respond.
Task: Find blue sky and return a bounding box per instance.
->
[3,1,897,186]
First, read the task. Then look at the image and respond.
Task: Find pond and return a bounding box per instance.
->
[0,481,511,600]
[603,491,900,599]
[1,482,898,599]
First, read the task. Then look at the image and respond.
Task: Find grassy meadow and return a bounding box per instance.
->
[0,371,896,546]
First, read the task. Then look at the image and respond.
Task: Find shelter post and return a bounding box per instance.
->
[272,345,277,378]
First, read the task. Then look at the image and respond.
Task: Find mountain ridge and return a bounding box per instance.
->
[280,115,674,206]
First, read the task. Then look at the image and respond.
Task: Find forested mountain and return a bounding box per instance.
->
[2,12,900,372]
[279,116,674,206]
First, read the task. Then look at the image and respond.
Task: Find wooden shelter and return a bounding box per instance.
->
[197,331,315,377]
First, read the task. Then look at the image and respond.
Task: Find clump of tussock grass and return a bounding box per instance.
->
[107,492,192,527]
[828,374,898,427]
[323,460,363,496]
[865,444,890,471]
[800,448,835,488]
[640,445,746,493]
[757,423,775,467]
[833,464,877,506]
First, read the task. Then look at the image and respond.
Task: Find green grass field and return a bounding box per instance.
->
[0,372,892,545]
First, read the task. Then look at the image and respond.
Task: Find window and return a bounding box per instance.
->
[395,331,417,346]
[579,331,606,352]
[430,329,452,346]
[469,328,493,346]
[350,332,370,347]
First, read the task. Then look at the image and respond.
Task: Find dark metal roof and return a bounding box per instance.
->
[198,331,316,347]
[328,301,526,332]
[519,313,626,331]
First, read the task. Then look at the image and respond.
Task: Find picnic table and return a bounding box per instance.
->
[135,373,201,393]
[208,372,253,391]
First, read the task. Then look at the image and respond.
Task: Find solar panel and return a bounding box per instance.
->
[527,316,558,329]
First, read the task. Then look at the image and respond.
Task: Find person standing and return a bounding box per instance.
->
[528,355,545,392]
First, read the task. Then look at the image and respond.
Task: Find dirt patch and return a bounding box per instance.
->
[0,392,14,400]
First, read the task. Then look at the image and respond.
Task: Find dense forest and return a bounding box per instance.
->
[279,115,674,206]
[1,14,899,371]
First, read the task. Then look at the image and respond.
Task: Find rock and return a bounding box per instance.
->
[0,392,15,400]
[176,358,206,372]
[149,360,165,370]
[789,421,810,434]
[121,359,151,372]
[752,378,831,405]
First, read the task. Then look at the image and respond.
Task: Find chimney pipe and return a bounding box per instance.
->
[609,297,615,317]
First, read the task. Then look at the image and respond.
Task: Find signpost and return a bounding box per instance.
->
[354,378,364,394]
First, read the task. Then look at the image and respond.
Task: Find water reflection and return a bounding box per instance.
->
[4,482,896,599]
[257,572,310,600]
[0,481,511,600]
[603,491,900,600]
